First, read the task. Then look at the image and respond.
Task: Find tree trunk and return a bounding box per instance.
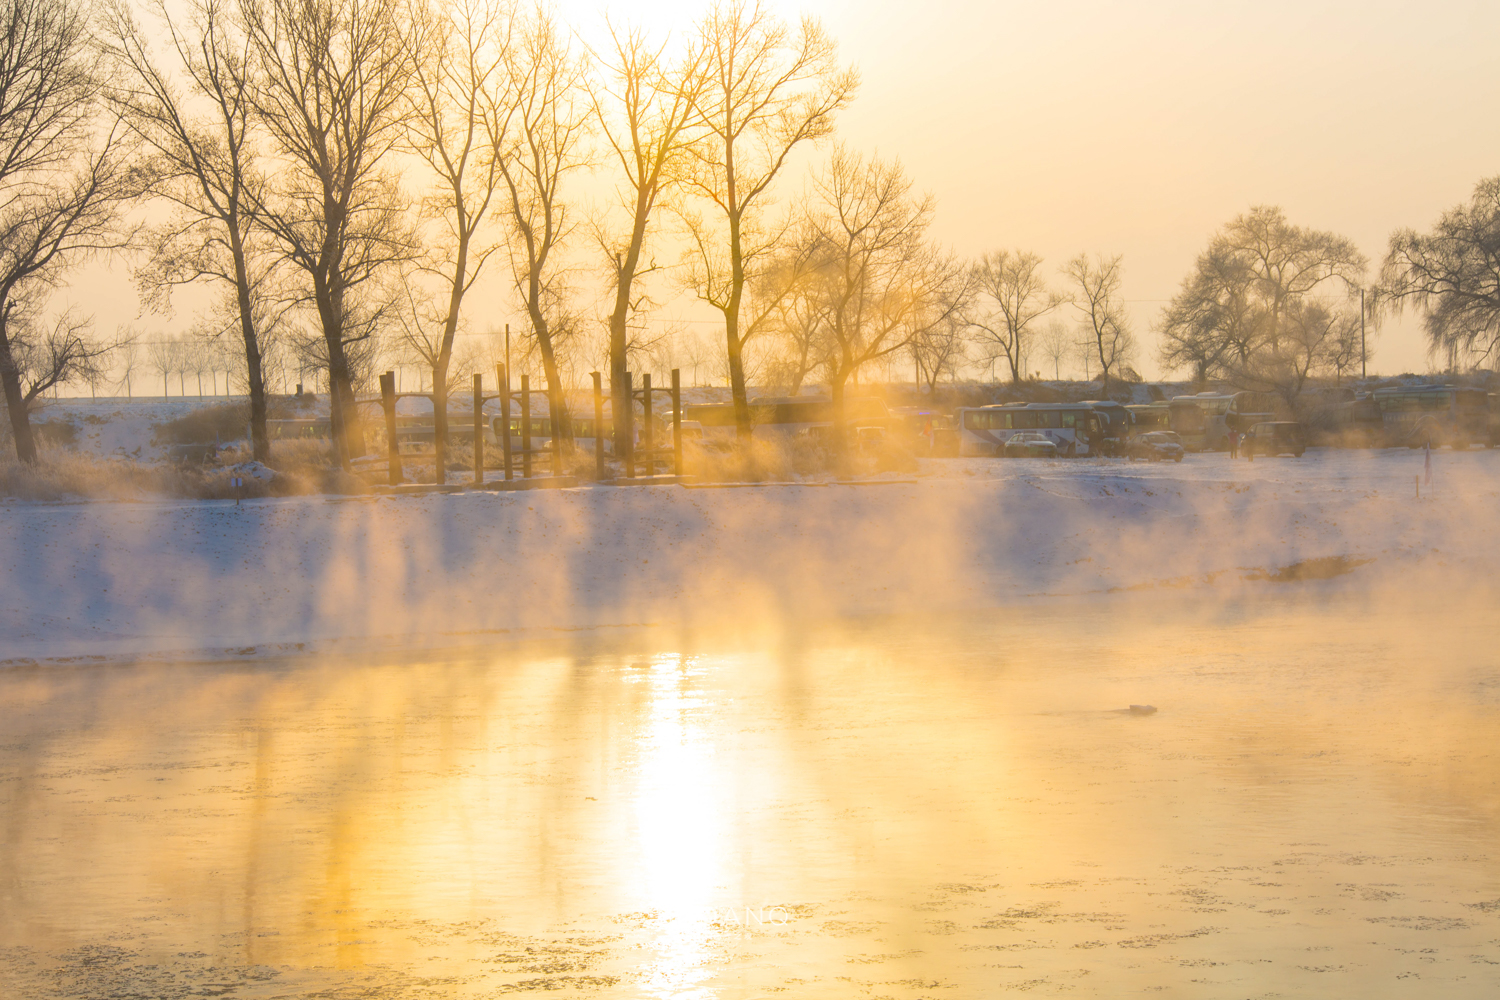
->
[829,369,850,471]
[527,299,570,454]
[725,324,750,443]
[315,275,365,469]
[432,358,448,484]
[726,208,751,443]
[230,231,270,463]
[608,198,650,460]
[0,310,38,464]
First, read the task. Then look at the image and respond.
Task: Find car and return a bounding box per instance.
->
[1003,431,1058,458]
[1127,431,1185,462]
[1244,421,1306,459]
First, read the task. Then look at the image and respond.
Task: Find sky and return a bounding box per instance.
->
[766,0,1500,377]
[73,0,1500,387]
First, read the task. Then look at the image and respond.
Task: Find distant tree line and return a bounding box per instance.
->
[2,0,1494,465]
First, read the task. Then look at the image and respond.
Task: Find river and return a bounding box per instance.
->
[2,588,1497,997]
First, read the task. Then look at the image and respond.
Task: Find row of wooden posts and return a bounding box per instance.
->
[375,367,685,487]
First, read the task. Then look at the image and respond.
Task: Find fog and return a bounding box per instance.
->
[2,448,1496,661]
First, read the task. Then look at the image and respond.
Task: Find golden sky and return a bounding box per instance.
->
[595,0,1499,377]
[74,0,1500,385]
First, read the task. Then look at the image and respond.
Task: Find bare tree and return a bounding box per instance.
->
[1062,252,1134,394]
[681,0,857,441]
[590,21,705,456]
[238,0,415,467]
[793,146,964,452]
[970,249,1066,383]
[760,254,829,394]
[910,277,975,390]
[5,310,116,408]
[0,0,140,462]
[1157,243,1258,387]
[401,0,510,482]
[1037,320,1070,381]
[495,4,589,451]
[114,331,141,396]
[910,308,969,390]
[1381,176,1500,369]
[104,0,277,460]
[147,335,179,396]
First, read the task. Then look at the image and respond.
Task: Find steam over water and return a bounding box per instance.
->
[2,590,1498,997]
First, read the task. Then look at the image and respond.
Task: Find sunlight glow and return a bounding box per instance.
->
[628,653,728,999]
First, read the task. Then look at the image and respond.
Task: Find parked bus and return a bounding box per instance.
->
[1167,391,1278,451]
[890,406,959,455]
[1126,402,1171,434]
[1081,400,1131,456]
[1314,395,1383,448]
[957,403,1105,457]
[1372,385,1489,448]
[1167,394,1232,451]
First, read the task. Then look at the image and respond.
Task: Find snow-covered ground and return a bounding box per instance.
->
[2,446,1495,663]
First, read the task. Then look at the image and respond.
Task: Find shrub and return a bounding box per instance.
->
[151,403,250,446]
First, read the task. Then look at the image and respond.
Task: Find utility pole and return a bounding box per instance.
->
[1360,288,1367,380]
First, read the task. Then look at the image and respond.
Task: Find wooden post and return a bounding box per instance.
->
[472,373,484,485]
[498,364,513,482]
[380,371,402,486]
[520,373,532,479]
[592,371,605,482]
[624,371,635,479]
[671,368,683,478]
[642,373,654,476]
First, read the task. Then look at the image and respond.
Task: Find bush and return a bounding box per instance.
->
[151,403,250,446]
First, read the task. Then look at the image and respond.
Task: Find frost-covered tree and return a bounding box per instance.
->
[1381,176,1500,370]
[1158,206,1365,406]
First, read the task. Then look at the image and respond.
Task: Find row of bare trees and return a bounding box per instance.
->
[0,0,873,466]
[14,0,1486,468]
[4,0,1143,468]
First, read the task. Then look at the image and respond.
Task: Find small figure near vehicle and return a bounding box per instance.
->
[1227,429,1239,459]
[1243,421,1306,459]
[1126,431,1185,462]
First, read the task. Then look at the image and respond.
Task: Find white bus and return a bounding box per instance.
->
[957,403,1105,457]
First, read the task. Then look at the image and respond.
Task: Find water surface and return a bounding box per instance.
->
[2,590,1498,997]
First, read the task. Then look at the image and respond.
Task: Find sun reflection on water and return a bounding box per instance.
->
[627,654,729,999]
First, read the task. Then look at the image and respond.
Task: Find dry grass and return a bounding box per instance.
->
[0,438,360,501]
[149,396,320,446]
